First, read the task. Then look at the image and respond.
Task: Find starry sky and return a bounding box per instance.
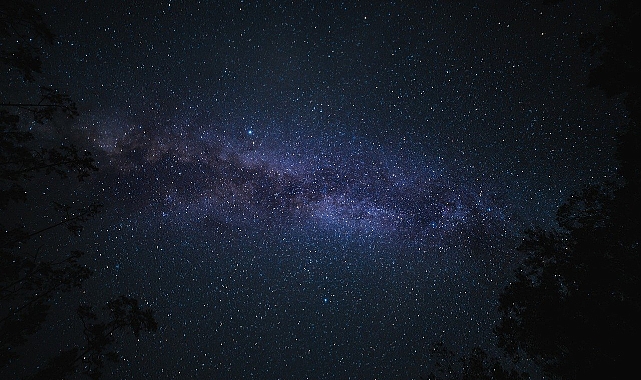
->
[16,0,626,378]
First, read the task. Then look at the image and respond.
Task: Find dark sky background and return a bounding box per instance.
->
[11,0,627,378]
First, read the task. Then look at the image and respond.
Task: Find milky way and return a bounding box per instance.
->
[86,117,510,253]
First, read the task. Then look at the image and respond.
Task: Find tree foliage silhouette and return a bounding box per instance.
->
[27,296,158,380]
[427,1,640,378]
[495,182,639,378]
[425,343,529,380]
[0,0,54,82]
[493,0,641,378]
[1,1,157,378]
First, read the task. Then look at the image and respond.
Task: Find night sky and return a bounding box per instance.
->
[9,0,627,378]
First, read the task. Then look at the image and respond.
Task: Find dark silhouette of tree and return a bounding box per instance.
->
[1,1,157,378]
[427,1,640,378]
[0,0,54,82]
[494,183,639,378]
[493,0,641,378]
[27,296,158,380]
[424,343,529,380]
[1,1,90,208]
[583,0,641,198]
